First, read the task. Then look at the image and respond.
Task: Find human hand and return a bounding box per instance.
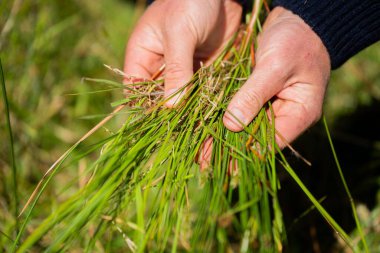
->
[123,0,242,107]
[223,6,331,148]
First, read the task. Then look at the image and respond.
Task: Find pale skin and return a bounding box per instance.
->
[124,0,331,160]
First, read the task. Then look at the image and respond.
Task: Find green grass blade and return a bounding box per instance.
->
[0,58,19,235]
[277,151,354,249]
[323,116,369,252]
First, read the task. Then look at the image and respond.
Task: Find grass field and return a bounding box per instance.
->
[1,0,380,251]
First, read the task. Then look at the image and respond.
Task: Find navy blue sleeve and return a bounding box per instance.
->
[272,0,380,69]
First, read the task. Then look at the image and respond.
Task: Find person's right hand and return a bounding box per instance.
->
[123,0,242,107]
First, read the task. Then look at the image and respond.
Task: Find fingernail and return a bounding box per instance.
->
[165,88,183,108]
[225,108,247,130]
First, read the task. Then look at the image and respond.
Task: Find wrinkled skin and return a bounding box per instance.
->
[124,0,242,106]
[124,1,331,156]
[223,7,330,148]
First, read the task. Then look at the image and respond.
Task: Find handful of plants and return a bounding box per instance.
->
[11,1,366,252]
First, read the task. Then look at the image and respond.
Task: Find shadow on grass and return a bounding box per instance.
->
[280,99,380,252]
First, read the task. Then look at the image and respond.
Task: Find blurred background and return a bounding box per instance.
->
[1,0,379,252]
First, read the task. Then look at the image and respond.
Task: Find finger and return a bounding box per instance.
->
[197,138,239,175]
[198,137,213,171]
[269,96,322,149]
[124,32,163,83]
[223,61,288,132]
[163,25,196,108]
[228,157,238,176]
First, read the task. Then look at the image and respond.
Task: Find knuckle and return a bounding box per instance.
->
[165,18,183,33]
[267,58,286,77]
[166,61,184,74]
[165,61,187,83]
[237,90,262,110]
[165,16,198,43]
[164,6,191,31]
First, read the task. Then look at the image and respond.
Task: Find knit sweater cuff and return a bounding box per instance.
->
[272,0,380,69]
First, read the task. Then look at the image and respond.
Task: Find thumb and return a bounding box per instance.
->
[223,62,287,131]
[163,27,196,108]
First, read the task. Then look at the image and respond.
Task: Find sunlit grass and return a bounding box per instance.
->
[1,0,379,252]
[12,1,364,251]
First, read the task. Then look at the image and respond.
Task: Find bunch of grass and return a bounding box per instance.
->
[11,1,367,252]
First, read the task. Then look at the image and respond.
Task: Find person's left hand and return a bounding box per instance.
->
[199,7,331,169]
[223,7,331,148]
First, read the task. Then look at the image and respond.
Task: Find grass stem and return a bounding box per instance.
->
[323,116,369,252]
[0,58,19,236]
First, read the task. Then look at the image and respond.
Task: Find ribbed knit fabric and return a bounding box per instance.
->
[272,0,380,69]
